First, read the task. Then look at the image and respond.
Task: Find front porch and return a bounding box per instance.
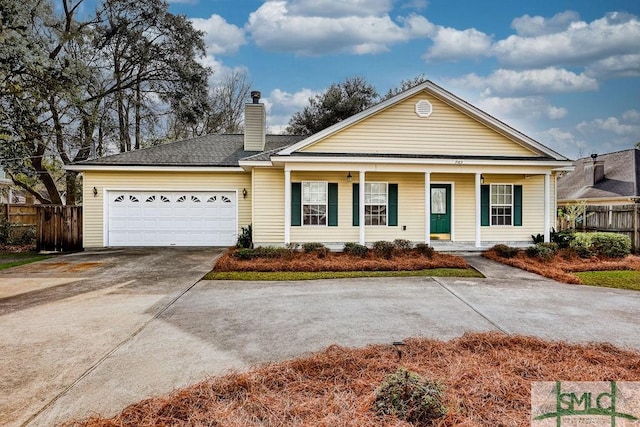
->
[275,165,556,248]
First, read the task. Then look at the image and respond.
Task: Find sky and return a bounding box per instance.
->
[168,0,640,160]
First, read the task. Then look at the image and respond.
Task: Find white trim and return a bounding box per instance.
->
[66,165,246,172]
[284,170,291,245]
[277,81,570,161]
[301,181,329,227]
[359,171,365,245]
[363,181,389,227]
[489,183,515,226]
[544,172,551,243]
[270,155,573,169]
[475,173,482,247]
[424,172,431,245]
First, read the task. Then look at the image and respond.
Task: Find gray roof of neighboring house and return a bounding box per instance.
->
[557,148,640,201]
[75,134,305,167]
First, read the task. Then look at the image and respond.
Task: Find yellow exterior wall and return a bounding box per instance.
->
[82,170,251,247]
[479,174,551,242]
[252,167,285,244]
[302,92,537,157]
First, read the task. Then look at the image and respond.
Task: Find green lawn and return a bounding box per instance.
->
[575,270,640,291]
[0,252,50,270]
[204,268,483,281]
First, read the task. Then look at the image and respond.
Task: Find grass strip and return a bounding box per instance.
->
[0,254,50,270]
[204,268,483,281]
[575,270,640,291]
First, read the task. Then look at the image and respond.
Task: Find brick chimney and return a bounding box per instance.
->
[244,91,266,151]
[585,153,605,186]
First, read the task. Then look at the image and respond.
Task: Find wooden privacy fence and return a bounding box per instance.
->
[36,205,83,252]
[559,204,640,252]
[1,204,38,225]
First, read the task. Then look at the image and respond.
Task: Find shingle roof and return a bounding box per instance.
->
[557,148,640,201]
[75,134,305,167]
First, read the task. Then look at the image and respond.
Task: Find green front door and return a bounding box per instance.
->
[430,184,451,235]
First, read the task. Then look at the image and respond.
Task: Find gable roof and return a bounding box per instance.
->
[277,80,570,161]
[557,148,640,201]
[70,134,304,169]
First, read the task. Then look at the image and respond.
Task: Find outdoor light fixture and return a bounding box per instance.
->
[93,186,98,197]
[242,188,248,199]
[480,174,485,184]
[347,172,352,182]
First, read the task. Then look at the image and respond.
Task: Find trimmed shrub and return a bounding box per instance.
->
[393,239,413,251]
[590,232,631,258]
[492,244,519,259]
[236,224,253,248]
[373,368,446,425]
[551,228,575,249]
[372,241,395,260]
[231,246,291,260]
[414,243,435,258]
[569,233,593,258]
[343,242,369,257]
[302,242,326,253]
[526,243,557,261]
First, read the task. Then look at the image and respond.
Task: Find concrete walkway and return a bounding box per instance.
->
[2,253,640,426]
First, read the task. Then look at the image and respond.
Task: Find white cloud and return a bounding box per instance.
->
[511,11,580,36]
[477,96,567,121]
[574,110,640,153]
[191,14,246,56]
[246,1,433,55]
[263,88,320,132]
[423,26,492,61]
[448,67,597,96]
[543,128,587,158]
[287,0,394,17]
[577,115,640,136]
[493,12,640,69]
[586,54,640,78]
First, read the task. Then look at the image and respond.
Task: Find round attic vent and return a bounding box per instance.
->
[415,100,433,118]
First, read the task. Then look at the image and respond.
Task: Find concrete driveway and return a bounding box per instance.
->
[0,247,223,427]
[2,251,640,426]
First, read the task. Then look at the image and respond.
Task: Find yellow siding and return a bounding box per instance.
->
[82,171,251,247]
[252,168,285,244]
[302,92,537,157]
[480,174,547,242]
[244,103,266,151]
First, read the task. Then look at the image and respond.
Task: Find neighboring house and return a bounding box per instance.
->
[0,167,12,204]
[68,81,573,249]
[557,148,640,206]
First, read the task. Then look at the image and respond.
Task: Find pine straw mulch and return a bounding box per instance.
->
[214,250,469,273]
[0,244,36,253]
[483,248,640,284]
[64,332,640,427]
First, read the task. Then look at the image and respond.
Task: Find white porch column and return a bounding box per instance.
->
[475,173,482,247]
[284,169,291,245]
[359,171,366,245]
[544,172,551,243]
[424,172,431,245]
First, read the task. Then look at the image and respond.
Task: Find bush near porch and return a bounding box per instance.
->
[214,241,470,273]
[484,232,640,286]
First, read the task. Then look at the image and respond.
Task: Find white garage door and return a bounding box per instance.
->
[107,191,236,246]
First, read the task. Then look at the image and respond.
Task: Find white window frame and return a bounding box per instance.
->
[365,182,388,226]
[302,181,328,226]
[490,184,514,226]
